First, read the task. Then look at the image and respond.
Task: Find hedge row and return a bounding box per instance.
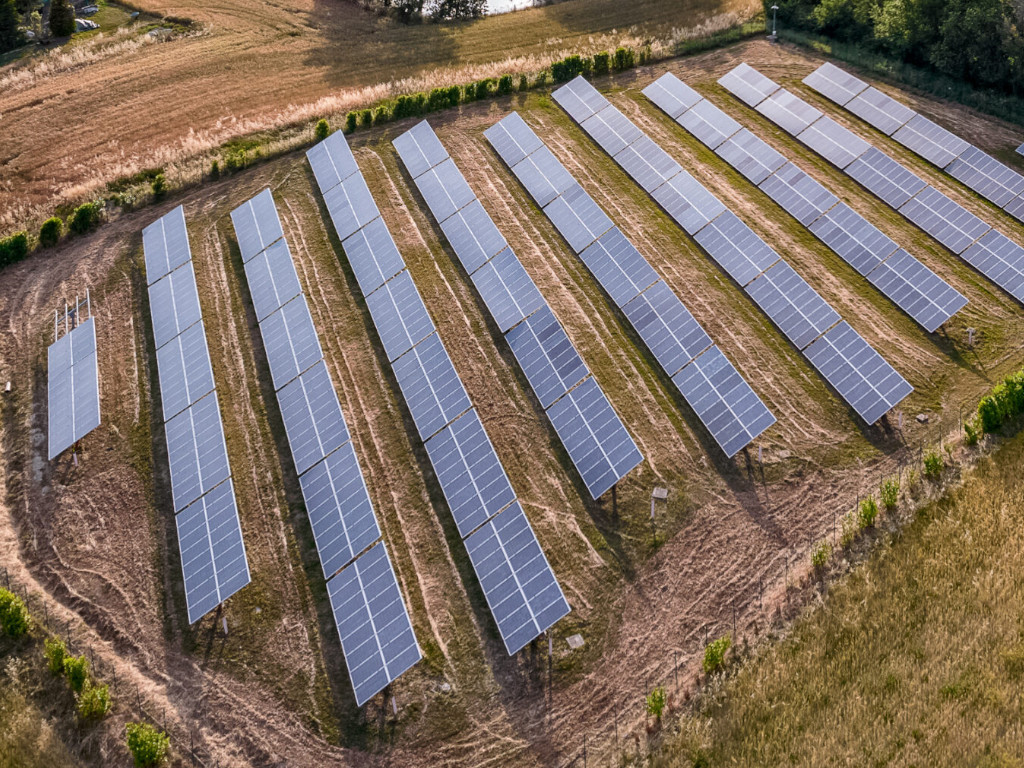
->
[0,201,103,270]
[977,370,1024,434]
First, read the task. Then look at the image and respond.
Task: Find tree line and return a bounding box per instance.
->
[1,0,76,54]
[353,0,490,23]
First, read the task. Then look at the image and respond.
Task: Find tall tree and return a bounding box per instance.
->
[431,0,486,21]
[930,0,1014,88]
[0,0,24,52]
[48,0,74,37]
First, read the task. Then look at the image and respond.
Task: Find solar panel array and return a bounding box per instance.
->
[142,206,251,625]
[644,72,966,334]
[47,316,101,459]
[486,111,775,456]
[728,63,1024,305]
[398,117,641,497]
[804,62,1024,227]
[231,188,420,705]
[309,128,569,657]
[550,75,910,424]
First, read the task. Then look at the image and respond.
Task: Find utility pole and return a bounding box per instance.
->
[771,4,779,38]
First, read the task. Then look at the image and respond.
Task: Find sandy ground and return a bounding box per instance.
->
[3,39,1024,767]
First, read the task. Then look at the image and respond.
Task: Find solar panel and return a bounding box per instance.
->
[613,135,683,193]
[277,359,350,476]
[757,162,839,226]
[693,210,781,287]
[803,320,913,424]
[551,76,610,123]
[545,376,642,499]
[412,158,476,223]
[744,260,841,349]
[505,305,588,409]
[165,391,231,512]
[1018,143,1024,158]
[677,98,742,150]
[641,73,703,119]
[581,107,643,157]
[803,62,868,106]
[755,89,823,136]
[306,129,360,193]
[797,117,870,169]
[483,112,544,168]
[650,169,727,235]
[424,408,516,539]
[622,279,712,376]
[961,229,1024,302]
[243,238,303,322]
[175,478,251,625]
[844,87,915,136]
[148,262,202,350]
[326,541,422,707]
[323,172,381,242]
[469,246,545,333]
[946,146,1024,208]
[363,270,436,362]
[230,189,285,263]
[715,128,787,185]
[47,319,101,459]
[143,206,192,285]
[808,203,899,275]
[578,227,660,307]
[544,182,615,253]
[865,248,967,332]
[391,332,472,441]
[892,114,970,168]
[718,63,780,107]
[259,295,324,391]
[439,199,509,275]
[672,345,776,457]
[393,120,449,180]
[341,217,406,297]
[898,185,990,255]
[509,146,576,208]
[1002,193,1024,224]
[155,321,215,422]
[299,442,381,579]
[845,147,927,208]
[464,501,570,654]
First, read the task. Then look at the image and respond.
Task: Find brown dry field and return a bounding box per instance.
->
[4,38,1024,767]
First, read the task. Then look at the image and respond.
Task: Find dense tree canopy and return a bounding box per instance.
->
[0,0,24,52]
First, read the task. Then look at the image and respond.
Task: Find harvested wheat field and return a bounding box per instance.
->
[4,35,1024,767]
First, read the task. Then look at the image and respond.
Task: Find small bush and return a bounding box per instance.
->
[63,654,89,693]
[45,636,68,675]
[592,50,611,76]
[964,417,981,446]
[39,217,63,248]
[77,682,112,721]
[223,149,245,173]
[551,54,586,82]
[840,510,858,548]
[612,45,635,71]
[358,109,373,128]
[345,111,358,133]
[0,588,30,637]
[150,173,167,202]
[923,451,943,480]
[462,83,476,103]
[314,118,330,140]
[880,478,900,510]
[857,497,878,529]
[373,104,392,124]
[645,685,667,719]
[0,231,30,267]
[474,78,493,100]
[68,201,102,235]
[209,159,220,180]
[535,70,549,87]
[518,74,528,91]
[497,74,514,95]
[703,635,731,674]
[125,722,170,767]
[811,540,832,570]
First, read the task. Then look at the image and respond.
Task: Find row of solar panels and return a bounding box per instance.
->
[643,72,968,334]
[720,63,1024,305]
[484,111,776,457]
[395,118,645,496]
[142,207,251,626]
[806,62,1024,223]
[47,315,101,460]
[307,129,571,657]
[551,75,912,425]
[229,188,422,708]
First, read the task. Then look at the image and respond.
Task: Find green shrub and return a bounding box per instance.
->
[462,83,476,103]
[840,510,858,548]
[703,635,731,674]
[77,682,112,721]
[150,173,167,202]
[612,45,635,71]
[811,540,832,570]
[551,54,586,82]
[39,217,63,248]
[48,0,75,36]
[645,685,667,719]
[880,478,900,510]
[923,451,943,480]
[0,231,29,267]
[345,111,358,133]
[474,78,493,100]
[209,159,220,179]
[69,201,102,235]
[518,74,528,91]
[964,417,981,446]
[857,497,878,529]
[373,104,392,124]
[0,588,30,637]
[358,109,373,128]
[125,722,170,767]
[535,70,549,87]
[45,636,68,675]
[223,149,245,173]
[592,50,611,76]
[497,74,514,95]
[314,118,330,140]
[427,86,449,111]
[63,654,89,693]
